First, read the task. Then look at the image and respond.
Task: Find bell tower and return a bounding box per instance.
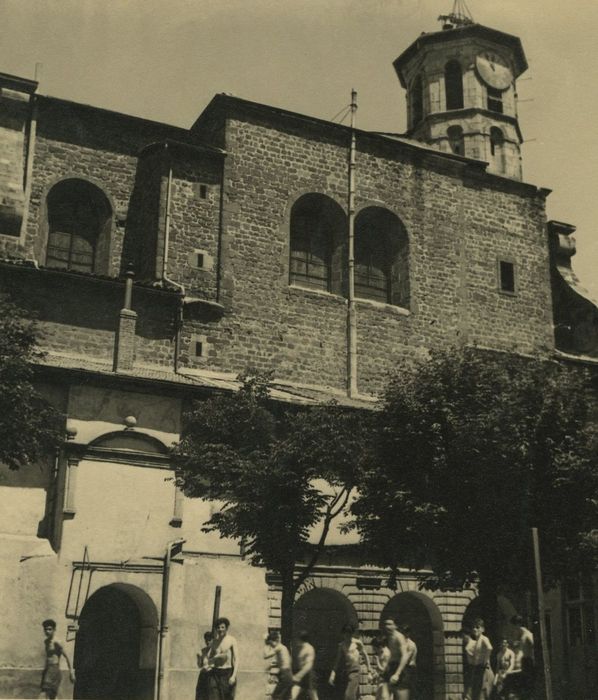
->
[393,2,527,180]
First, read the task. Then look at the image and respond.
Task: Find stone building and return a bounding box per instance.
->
[0,11,596,700]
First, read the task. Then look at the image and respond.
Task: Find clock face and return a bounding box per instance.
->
[475,52,512,91]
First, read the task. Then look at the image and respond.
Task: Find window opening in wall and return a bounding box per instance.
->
[199,184,208,199]
[354,206,409,308]
[487,87,503,113]
[411,75,423,126]
[565,576,596,647]
[45,179,111,274]
[447,125,465,156]
[445,60,464,110]
[290,213,330,290]
[194,341,203,357]
[355,232,391,303]
[490,127,505,157]
[196,252,205,269]
[498,260,515,293]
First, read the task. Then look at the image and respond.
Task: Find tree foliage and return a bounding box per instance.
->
[351,347,598,630]
[0,294,63,469]
[174,370,371,642]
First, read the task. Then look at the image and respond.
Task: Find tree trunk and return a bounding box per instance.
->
[280,570,296,648]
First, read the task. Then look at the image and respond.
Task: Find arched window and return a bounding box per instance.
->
[445,60,464,110]
[490,127,504,157]
[45,179,112,274]
[411,75,424,127]
[447,125,465,156]
[490,127,506,174]
[354,207,409,308]
[289,194,345,292]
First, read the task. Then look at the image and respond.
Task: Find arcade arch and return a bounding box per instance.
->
[293,587,358,699]
[380,591,445,700]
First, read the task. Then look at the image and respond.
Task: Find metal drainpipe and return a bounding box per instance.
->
[20,91,38,248]
[162,144,185,373]
[154,539,185,700]
[347,89,358,398]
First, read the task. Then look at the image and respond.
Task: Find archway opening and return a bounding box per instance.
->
[293,587,358,699]
[381,592,444,700]
[74,583,157,700]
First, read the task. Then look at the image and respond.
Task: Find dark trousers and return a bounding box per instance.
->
[208,668,236,700]
[272,669,294,700]
[335,671,360,700]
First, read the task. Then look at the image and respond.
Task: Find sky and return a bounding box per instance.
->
[0,0,596,297]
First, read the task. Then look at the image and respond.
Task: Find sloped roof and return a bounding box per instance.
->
[38,352,377,409]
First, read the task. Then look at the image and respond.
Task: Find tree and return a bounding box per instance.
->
[174,371,371,644]
[350,347,598,637]
[0,293,63,469]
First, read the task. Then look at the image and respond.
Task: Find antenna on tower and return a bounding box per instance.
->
[438,0,474,30]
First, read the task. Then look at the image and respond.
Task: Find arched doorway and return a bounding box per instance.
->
[293,587,358,700]
[74,583,157,700]
[381,592,445,700]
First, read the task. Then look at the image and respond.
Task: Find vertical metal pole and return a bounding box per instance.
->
[347,89,358,398]
[212,585,222,632]
[532,527,553,700]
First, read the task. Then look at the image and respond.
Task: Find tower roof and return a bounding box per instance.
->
[393,23,528,88]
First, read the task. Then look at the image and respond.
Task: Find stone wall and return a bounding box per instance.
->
[184,105,553,394]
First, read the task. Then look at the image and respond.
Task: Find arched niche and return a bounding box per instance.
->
[445,60,464,110]
[381,591,445,700]
[354,206,410,308]
[293,587,358,697]
[45,178,113,275]
[289,193,346,294]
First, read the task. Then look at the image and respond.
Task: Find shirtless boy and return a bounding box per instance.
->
[292,630,319,700]
[39,619,74,700]
[264,630,293,700]
[511,615,535,699]
[382,618,409,700]
[463,619,493,700]
[328,623,373,700]
[209,617,239,699]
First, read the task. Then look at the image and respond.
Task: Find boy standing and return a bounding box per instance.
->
[511,615,535,699]
[328,623,373,700]
[264,630,293,700]
[209,617,238,699]
[292,630,319,700]
[39,619,74,700]
[463,619,493,700]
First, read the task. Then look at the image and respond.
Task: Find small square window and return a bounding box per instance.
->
[498,260,516,294]
[199,184,208,199]
[196,253,205,269]
[194,341,203,357]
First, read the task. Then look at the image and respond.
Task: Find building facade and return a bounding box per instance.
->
[0,14,596,700]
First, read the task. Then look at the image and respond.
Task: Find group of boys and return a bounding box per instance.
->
[40,612,535,700]
[463,615,535,700]
[195,617,239,700]
[264,617,418,700]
